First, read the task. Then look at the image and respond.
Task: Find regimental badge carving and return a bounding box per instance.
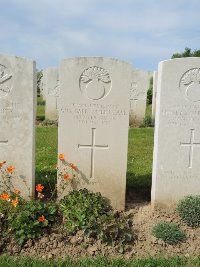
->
[179,68,200,102]
[48,80,60,97]
[0,64,13,98]
[79,66,112,100]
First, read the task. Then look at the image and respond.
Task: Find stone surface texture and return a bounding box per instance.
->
[152,57,200,207]
[0,54,36,198]
[58,57,132,210]
[129,70,151,125]
[152,71,157,120]
[45,67,59,121]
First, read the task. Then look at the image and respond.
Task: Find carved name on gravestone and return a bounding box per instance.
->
[45,68,59,121]
[0,54,36,198]
[58,57,132,210]
[152,71,158,120]
[152,58,200,207]
[129,70,150,125]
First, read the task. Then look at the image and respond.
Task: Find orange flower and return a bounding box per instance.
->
[14,189,20,195]
[35,184,44,192]
[1,193,10,201]
[0,161,6,168]
[63,173,70,181]
[38,215,45,222]
[12,197,18,208]
[69,163,77,170]
[7,166,15,173]
[59,154,65,160]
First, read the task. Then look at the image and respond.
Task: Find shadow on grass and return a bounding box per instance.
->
[126,172,152,203]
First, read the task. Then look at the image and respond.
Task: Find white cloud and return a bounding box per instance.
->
[0,0,200,70]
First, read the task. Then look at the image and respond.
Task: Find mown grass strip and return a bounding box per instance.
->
[0,255,200,267]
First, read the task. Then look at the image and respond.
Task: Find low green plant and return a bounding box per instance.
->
[152,222,186,245]
[177,195,200,227]
[141,115,153,127]
[11,200,57,245]
[60,189,133,245]
[85,211,133,246]
[60,189,111,233]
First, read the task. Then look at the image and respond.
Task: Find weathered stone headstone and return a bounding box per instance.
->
[58,57,132,210]
[0,54,36,198]
[41,69,47,100]
[152,71,158,120]
[129,70,151,126]
[152,58,200,207]
[45,67,59,121]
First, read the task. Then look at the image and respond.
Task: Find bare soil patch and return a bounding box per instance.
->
[1,193,199,260]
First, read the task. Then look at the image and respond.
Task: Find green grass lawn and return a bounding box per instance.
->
[127,128,154,190]
[0,254,200,267]
[37,96,45,121]
[35,127,58,192]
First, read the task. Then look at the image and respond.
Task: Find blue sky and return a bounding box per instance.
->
[1,0,200,71]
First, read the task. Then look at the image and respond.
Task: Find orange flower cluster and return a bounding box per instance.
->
[59,154,65,160]
[38,215,45,222]
[36,184,44,193]
[63,173,70,181]
[7,166,15,173]
[69,163,77,170]
[0,189,20,208]
[1,193,10,201]
[12,197,19,208]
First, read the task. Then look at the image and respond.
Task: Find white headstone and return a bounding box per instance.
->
[41,69,47,101]
[45,67,59,121]
[152,71,158,120]
[0,54,36,198]
[152,57,200,207]
[58,57,132,210]
[129,70,150,125]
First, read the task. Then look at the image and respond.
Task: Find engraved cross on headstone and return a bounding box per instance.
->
[78,128,109,179]
[180,129,200,168]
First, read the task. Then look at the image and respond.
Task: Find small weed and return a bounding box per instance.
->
[152,222,186,245]
[177,195,200,227]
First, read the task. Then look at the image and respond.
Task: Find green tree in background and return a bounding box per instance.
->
[172,47,200,58]
[147,76,153,105]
